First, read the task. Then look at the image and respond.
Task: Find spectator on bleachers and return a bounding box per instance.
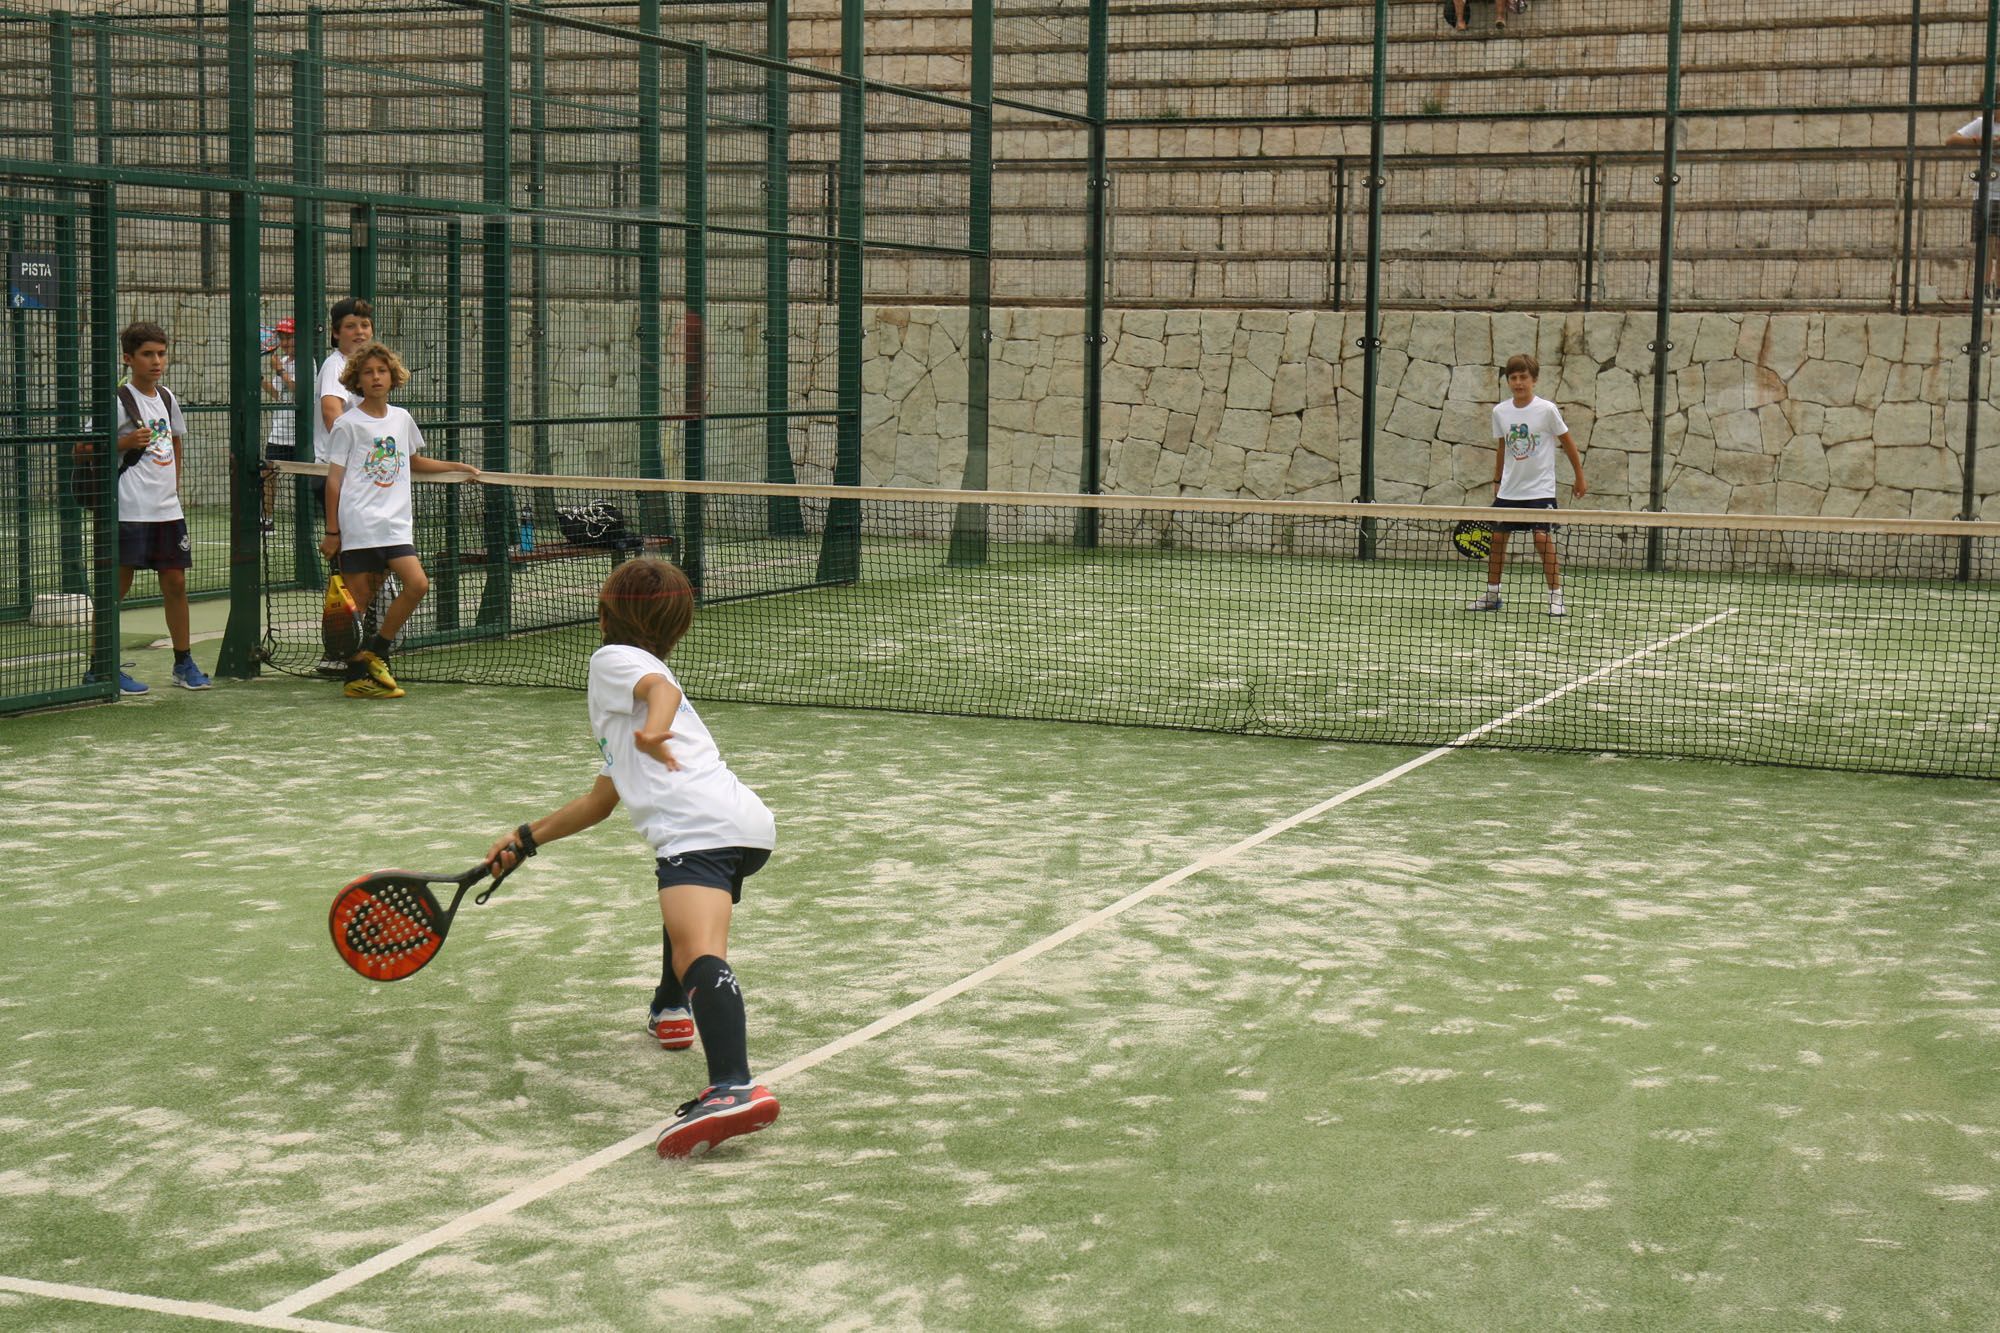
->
[1946,115,2000,299]
[1448,0,1512,33]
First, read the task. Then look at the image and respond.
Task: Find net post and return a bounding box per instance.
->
[289,14,323,593]
[1356,0,1387,562]
[1958,0,2000,582]
[217,0,262,679]
[817,0,865,586]
[1076,0,1108,552]
[1645,0,1686,576]
[763,0,805,538]
[436,217,464,632]
[682,43,709,595]
[634,0,673,555]
[949,0,994,569]
[474,1,515,631]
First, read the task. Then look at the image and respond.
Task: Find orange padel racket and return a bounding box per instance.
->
[328,857,519,982]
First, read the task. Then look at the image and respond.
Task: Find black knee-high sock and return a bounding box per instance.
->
[682,954,750,1088]
[652,927,685,1011]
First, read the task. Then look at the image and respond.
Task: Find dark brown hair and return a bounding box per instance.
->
[1504,353,1539,379]
[599,558,694,657]
[329,296,373,340]
[338,342,411,394]
[120,321,168,356]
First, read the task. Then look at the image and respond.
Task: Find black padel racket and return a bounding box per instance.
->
[1451,520,1493,561]
[329,858,518,982]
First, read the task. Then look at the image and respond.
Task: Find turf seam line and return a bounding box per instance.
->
[262,608,1735,1320]
[0,1274,386,1332]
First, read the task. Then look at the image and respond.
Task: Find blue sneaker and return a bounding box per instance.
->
[172,658,213,690]
[84,664,149,695]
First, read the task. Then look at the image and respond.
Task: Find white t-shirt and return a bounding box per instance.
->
[326,403,424,549]
[587,644,776,859]
[1958,117,1997,203]
[1492,395,1570,501]
[116,385,187,523]
[311,350,356,463]
[267,356,297,448]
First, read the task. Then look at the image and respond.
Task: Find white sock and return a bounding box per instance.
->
[1487,583,1502,594]
[1549,589,1564,604]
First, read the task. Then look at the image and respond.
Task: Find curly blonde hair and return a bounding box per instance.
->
[338,341,410,394]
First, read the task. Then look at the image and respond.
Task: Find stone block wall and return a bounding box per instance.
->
[843,306,2000,521]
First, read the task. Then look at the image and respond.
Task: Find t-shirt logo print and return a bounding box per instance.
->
[1506,422,1534,460]
[360,433,403,488]
[146,415,174,466]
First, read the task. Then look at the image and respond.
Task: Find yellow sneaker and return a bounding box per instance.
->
[344,676,406,699]
[353,650,400,692]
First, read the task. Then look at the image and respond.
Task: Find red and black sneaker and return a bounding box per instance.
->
[656,1083,780,1159]
[646,1003,695,1051]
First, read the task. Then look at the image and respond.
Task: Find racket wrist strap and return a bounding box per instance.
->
[515,822,538,857]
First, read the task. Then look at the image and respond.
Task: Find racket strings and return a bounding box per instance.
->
[332,880,445,979]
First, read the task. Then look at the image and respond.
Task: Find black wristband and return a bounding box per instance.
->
[515,822,539,857]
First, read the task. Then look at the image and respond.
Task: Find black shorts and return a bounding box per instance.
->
[1494,496,1557,533]
[338,543,417,576]
[118,518,193,571]
[656,846,771,903]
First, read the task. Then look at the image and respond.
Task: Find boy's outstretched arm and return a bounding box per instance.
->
[486,774,620,874]
[1559,431,1587,499]
[411,455,480,480]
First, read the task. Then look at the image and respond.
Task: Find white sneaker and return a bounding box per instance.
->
[1466,592,1502,612]
[1549,598,1568,618]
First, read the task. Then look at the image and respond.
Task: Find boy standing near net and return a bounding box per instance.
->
[1469,352,1586,617]
[96,321,210,693]
[485,558,781,1160]
[318,342,479,698]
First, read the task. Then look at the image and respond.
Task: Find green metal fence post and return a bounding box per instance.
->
[437,216,463,631]
[92,13,111,169]
[682,43,710,592]
[764,0,804,536]
[1645,0,1686,573]
[816,0,864,584]
[1357,0,1387,560]
[1078,0,1108,549]
[53,14,87,597]
[7,211,27,615]
[88,182,117,689]
[1958,0,2000,576]
[217,0,262,678]
[635,0,671,548]
[947,0,994,567]
[474,0,515,628]
[290,9,323,590]
[349,204,375,306]
[1898,0,1923,314]
[528,0,552,498]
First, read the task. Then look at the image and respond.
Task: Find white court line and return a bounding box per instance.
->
[262,607,1737,1320]
[0,1274,386,1333]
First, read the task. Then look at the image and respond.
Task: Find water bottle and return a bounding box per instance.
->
[519,504,535,553]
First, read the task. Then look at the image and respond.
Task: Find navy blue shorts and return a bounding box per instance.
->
[338,543,417,575]
[1494,497,1557,533]
[656,846,771,902]
[118,519,192,571]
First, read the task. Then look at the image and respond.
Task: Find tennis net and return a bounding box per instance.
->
[261,463,2000,778]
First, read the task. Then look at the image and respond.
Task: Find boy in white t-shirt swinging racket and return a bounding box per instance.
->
[484,557,782,1160]
[1468,353,1587,617]
[318,342,480,699]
